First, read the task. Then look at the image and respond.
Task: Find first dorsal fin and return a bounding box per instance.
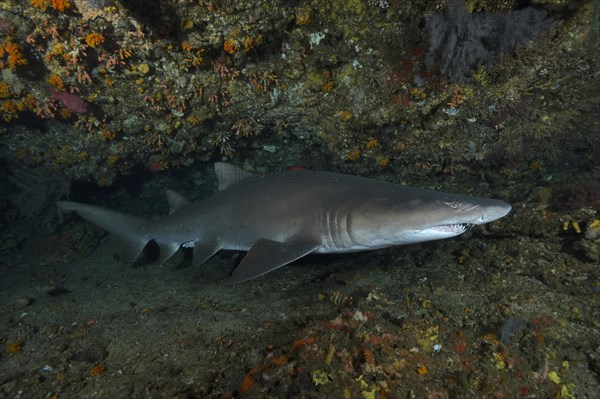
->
[214,162,255,191]
[165,190,191,215]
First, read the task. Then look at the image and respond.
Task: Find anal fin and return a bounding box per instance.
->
[156,241,181,264]
[119,238,149,262]
[230,235,319,283]
[192,241,221,267]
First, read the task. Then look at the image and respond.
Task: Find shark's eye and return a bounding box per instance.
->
[445,201,460,209]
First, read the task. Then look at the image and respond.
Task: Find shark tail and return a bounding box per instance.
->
[56,201,150,261]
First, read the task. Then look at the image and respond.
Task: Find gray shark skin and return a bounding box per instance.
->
[56,162,511,282]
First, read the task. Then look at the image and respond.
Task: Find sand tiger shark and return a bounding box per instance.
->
[56,162,511,282]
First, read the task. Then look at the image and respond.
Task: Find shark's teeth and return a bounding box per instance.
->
[431,224,467,234]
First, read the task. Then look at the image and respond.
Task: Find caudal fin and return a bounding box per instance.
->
[56,201,150,261]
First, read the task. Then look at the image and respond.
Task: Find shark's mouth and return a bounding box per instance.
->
[430,224,468,234]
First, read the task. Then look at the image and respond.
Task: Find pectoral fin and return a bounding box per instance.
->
[230,236,319,283]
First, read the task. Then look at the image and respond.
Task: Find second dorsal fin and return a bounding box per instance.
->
[165,190,191,215]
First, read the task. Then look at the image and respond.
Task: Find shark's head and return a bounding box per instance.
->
[410,195,512,241]
[348,190,512,247]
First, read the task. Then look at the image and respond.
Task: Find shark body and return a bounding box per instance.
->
[56,162,511,282]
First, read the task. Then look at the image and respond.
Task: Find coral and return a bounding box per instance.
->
[346,148,361,161]
[223,38,239,54]
[47,74,65,90]
[1,100,23,122]
[366,139,379,149]
[295,7,312,26]
[30,0,48,10]
[311,370,329,386]
[242,35,260,52]
[246,69,280,92]
[425,0,549,82]
[51,0,72,12]
[30,0,72,11]
[0,39,28,70]
[447,84,465,108]
[377,157,389,168]
[0,81,13,98]
[89,364,105,376]
[21,94,40,113]
[322,80,334,92]
[107,155,119,167]
[231,117,262,137]
[6,341,22,354]
[85,32,105,48]
[181,43,204,69]
[335,110,353,121]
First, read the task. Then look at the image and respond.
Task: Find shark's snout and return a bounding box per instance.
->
[476,200,511,224]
